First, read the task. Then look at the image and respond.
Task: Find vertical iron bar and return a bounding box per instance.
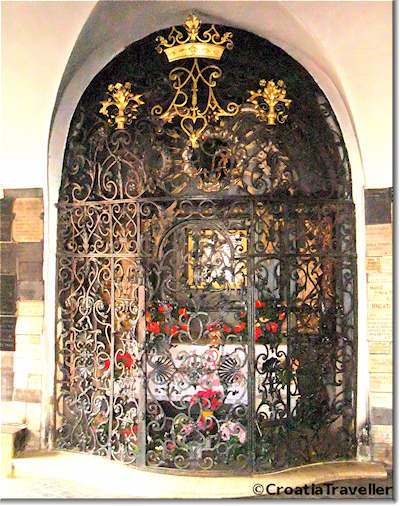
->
[284,204,291,424]
[281,202,293,464]
[336,207,347,428]
[136,202,147,467]
[247,199,256,471]
[137,283,146,467]
[107,203,115,459]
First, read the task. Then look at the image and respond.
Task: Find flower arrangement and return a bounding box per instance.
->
[145,300,248,342]
[220,420,246,444]
[120,424,138,439]
[148,410,249,466]
[119,423,139,455]
[145,301,189,337]
[190,389,223,411]
[103,351,135,374]
[145,299,286,345]
[190,389,223,430]
[254,299,286,346]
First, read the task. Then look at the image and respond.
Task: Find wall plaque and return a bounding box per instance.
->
[0,316,16,351]
[365,188,393,225]
[12,198,43,242]
[0,198,14,241]
[0,274,16,314]
[366,224,392,257]
[366,257,381,273]
[367,274,392,342]
[366,256,393,274]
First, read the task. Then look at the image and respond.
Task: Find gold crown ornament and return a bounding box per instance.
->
[156,14,234,62]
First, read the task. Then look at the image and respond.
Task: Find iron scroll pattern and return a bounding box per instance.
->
[56,27,357,473]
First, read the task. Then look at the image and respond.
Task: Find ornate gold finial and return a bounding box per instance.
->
[247,79,292,125]
[156,14,234,62]
[99,82,144,129]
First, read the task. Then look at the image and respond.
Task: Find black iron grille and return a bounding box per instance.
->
[55,26,357,473]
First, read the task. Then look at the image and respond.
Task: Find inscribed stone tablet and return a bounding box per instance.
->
[12,198,43,242]
[366,224,392,257]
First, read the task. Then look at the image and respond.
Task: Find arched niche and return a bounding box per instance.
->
[54,20,360,474]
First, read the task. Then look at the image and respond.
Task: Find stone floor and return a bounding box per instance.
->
[1,476,127,499]
[2,475,393,500]
[0,452,392,500]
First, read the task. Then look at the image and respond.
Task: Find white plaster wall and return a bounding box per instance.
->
[1,0,392,191]
[283,1,392,190]
[1,0,96,189]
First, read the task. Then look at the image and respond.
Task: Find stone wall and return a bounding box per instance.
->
[365,189,392,466]
[0,189,44,450]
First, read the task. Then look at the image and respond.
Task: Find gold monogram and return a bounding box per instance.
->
[153,15,239,148]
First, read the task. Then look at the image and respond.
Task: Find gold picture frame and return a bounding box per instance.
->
[187,229,248,289]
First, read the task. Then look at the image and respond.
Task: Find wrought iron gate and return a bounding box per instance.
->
[55,20,357,473]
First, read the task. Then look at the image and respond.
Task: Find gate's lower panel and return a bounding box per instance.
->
[55,200,357,474]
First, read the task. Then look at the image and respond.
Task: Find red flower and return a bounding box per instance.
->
[210,396,222,410]
[121,425,138,437]
[265,321,279,333]
[254,326,262,340]
[104,358,111,370]
[158,305,165,313]
[116,352,134,369]
[223,324,231,333]
[206,322,219,332]
[191,389,221,407]
[233,321,246,333]
[170,325,180,335]
[256,300,266,308]
[145,311,151,322]
[146,321,161,334]
[196,390,211,399]
[180,324,188,331]
[178,308,187,316]
[278,312,286,321]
